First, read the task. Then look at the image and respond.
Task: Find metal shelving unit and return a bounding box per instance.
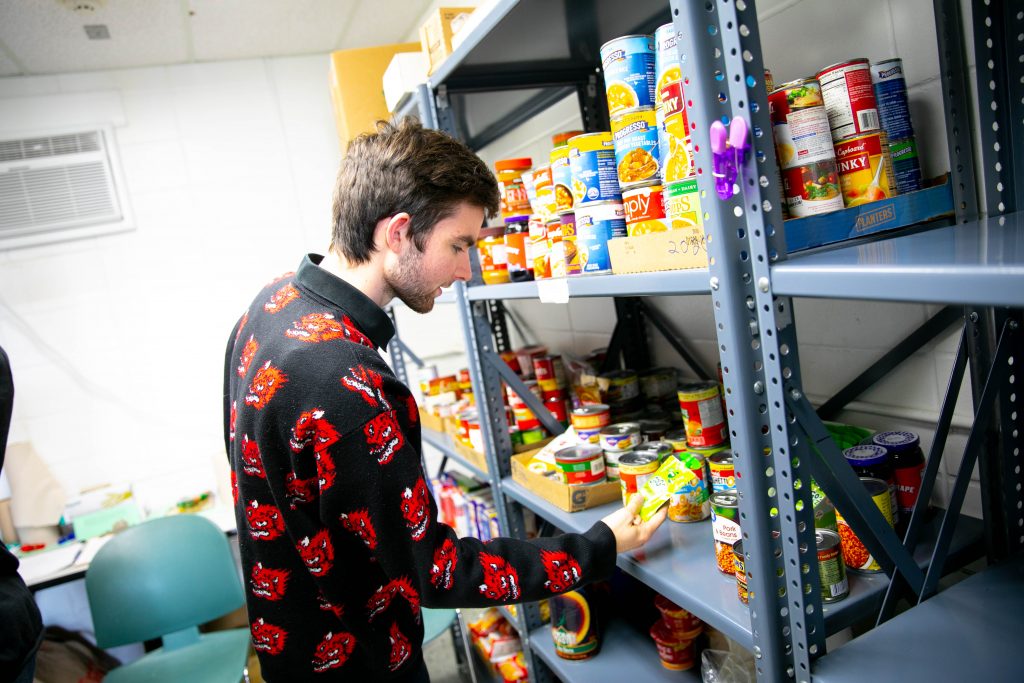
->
[422,426,491,482]
[393,0,1024,681]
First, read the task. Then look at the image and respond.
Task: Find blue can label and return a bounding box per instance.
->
[601,36,656,116]
[611,109,661,188]
[889,138,923,194]
[871,61,915,141]
[568,137,622,204]
[576,205,626,274]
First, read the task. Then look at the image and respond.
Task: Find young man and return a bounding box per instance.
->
[223,119,666,682]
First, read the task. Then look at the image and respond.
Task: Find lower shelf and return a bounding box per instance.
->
[527,619,700,682]
[422,427,490,481]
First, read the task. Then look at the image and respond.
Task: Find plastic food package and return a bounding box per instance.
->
[638,456,691,521]
[701,648,756,683]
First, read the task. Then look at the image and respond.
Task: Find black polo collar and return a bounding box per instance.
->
[294,254,395,350]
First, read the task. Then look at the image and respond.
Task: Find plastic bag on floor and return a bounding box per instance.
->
[33,626,121,683]
[701,648,756,683]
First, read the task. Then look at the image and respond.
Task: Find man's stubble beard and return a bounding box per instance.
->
[385,247,436,314]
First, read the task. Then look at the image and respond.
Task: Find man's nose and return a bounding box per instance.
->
[453,250,472,282]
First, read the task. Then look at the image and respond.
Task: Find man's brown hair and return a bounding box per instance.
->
[330,118,500,263]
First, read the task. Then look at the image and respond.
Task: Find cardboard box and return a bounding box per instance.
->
[383,51,428,113]
[451,434,555,476]
[329,42,421,149]
[419,7,475,75]
[419,407,446,434]
[608,226,708,274]
[510,451,621,513]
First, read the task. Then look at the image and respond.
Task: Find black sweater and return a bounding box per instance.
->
[223,255,616,681]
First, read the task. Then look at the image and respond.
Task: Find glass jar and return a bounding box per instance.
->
[495,157,532,218]
[843,444,898,525]
[477,226,509,285]
[872,430,925,526]
[503,215,533,282]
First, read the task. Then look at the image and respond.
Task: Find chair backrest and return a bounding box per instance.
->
[85,514,244,649]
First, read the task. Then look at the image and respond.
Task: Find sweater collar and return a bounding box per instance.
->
[295,254,395,350]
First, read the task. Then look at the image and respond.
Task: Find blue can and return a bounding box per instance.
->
[600,34,656,117]
[870,59,914,140]
[576,202,627,275]
[568,132,622,205]
[611,108,661,188]
[888,137,923,194]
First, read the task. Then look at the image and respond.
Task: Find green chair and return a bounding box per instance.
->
[85,515,250,682]
[421,607,456,645]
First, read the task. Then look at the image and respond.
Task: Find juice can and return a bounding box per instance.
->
[622,182,671,235]
[707,451,736,492]
[551,146,574,214]
[834,131,897,207]
[816,529,850,603]
[611,108,661,188]
[816,58,881,140]
[600,34,656,117]
[711,491,741,575]
[835,476,893,573]
[664,178,703,230]
[575,201,625,275]
[599,422,642,451]
[568,132,621,205]
[618,450,660,506]
[554,445,607,486]
[677,381,727,447]
[550,588,601,660]
[768,78,834,169]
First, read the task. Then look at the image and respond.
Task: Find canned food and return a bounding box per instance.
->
[654,24,681,110]
[782,159,845,216]
[657,106,694,183]
[477,226,509,285]
[575,201,626,275]
[843,444,898,526]
[603,450,623,481]
[466,418,483,452]
[768,78,834,169]
[545,392,570,426]
[554,445,607,486]
[637,418,670,442]
[530,164,556,219]
[668,450,711,522]
[711,491,741,574]
[870,59,914,140]
[635,440,674,463]
[560,212,580,276]
[835,476,893,572]
[622,182,671,235]
[568,132,621,205]
[600,34,657,116]
[597,370,640,403]
[611,108,661,188]
[816,58,881,140]
[503,215,533,282]
[571,404,611,444]
[514,346,547,379]
[533,355,566,392]
[599,422,642,451]
[618,450,660,506]
[456,409,478,446]
[707,451,736,492]
[550,589,600,660]
[649,619,698,671]
[733,539,749,604]
[528,215,551,279]
[638,367,675,399]
[811,479,838,534]
[654,594,702,633]
[545,217,563,277]
[677,381,727,447]
[495,157,533,218]
[873,431,925,525]
[665,429,688,452]
[764,68,775,94]
[816,529,850,602]
[664,178,703,230]
[887,137,924,196]
[835,131,897,207]
[551,146,574,214]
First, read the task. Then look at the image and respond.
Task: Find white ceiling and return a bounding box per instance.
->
[0,0,443,77]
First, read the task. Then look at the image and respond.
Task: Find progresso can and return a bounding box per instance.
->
[622,182,671,235]
[576,202,626,275]
[870,58,923,194]
[835,476,893,573]
[611,108,661,188]
[600,34,657,117]
[568,132,621,205]
[816,58,881,140]
[834,131,897,207]
[816,529,850,603]
[711,491,741,575]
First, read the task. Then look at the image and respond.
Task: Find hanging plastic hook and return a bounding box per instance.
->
[710,116,750,200]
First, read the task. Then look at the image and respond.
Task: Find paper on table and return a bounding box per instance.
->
[15,543,82,585]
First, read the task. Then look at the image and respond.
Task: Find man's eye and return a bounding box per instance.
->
[452,245,464,254]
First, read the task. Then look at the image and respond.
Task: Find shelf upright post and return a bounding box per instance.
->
[670,1,823,680]
[385,307,411,387]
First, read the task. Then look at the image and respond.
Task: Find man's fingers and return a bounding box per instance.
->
[626,493,644,515]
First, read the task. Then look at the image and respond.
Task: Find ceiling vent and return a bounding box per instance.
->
[0,127,133,250]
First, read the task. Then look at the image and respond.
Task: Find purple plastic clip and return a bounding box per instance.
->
[710,117,750,200]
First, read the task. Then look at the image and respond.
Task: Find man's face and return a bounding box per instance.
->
[384,202,483,313]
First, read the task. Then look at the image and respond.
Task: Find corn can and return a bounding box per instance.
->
[599,422,642,451]
[618,450,660,506]
[834,131,897,206]
[600,34,656,117]
[551,146,574,214]
[836,476,893,573]
[568,132,621,205]
[677,381,727,448]
[711,491,741,574]
[611,108,661,188]
[816,529,849,603]
[668,450,711,522]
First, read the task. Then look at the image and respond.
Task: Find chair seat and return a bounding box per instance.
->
[421,607,456,645]
[104,628,250,683]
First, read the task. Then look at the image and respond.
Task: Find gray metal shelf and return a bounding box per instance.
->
[466,270,711,301]
[422,426,490,482]
[773,212,1024,306]
[528,618,700,682]
[812,555,1024,681]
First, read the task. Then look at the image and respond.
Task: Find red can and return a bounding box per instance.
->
[544,390,570,425]
[816,58,881,141]
[457,368,471,385]
[534,355,567,392]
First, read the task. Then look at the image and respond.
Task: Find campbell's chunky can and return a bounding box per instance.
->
[782,159,845,217]
[611,108,661,188]
[834,131,897,207]
[568,132,621,205]
[817,58,881,140]
[623,182,671,235]
[600,34,657,117]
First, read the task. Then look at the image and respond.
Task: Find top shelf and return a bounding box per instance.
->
[467,270,710,300]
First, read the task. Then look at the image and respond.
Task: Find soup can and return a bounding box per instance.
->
[711,491,741,575]
[677,381,727,447]
[634,440,674,464]
[637,418,670,442]
[550,589,601,660]
[568,132,621,205]
[816,529,850,603]
[816,58,881,140]
[622,182,671,235]
[869,58,915,141]
[887,137,924,195]
[768,78,834,169]
[597,370,640,403]
[664,178,703,230]
[603,449,623,481]
[545,392,570,426]
[657,104,695,183]
[599,422,642,451]
[835,476,893,573]
[576,202,625,275]
[781,159,845,217]
[551,146,574,214]
[611,108,661,188]
[733,539,749,604]
[668,450,711,522]
[571,404,611,444]
[618,450,660,506]
[533,355,567,392]
[554,445,607,486]
[834,131,897,206]
[529,215,551,279]
[600,34,657,117]
[654,24,681,108]
[707,451,736,492]
[665,429,688,452]
[640,367,677,399]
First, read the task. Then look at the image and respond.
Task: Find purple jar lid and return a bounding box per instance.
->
[843,444,889,467]
[872,430,920,452]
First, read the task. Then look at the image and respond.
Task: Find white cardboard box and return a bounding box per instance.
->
[383,51,428,113]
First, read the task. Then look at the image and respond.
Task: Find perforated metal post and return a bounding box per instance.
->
[671,1,821,679]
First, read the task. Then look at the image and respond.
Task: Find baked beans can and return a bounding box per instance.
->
[887,137,924,195]
[576,201,625,275]
[640,367,677,399]
[597,370,640,403]
[622,182,671,235]
[664,178,703,230]
[568,132,621,205]
[677,381,727,447]
[733,539,749,604]
[836,476,893,573]
[551,146,574,214]
[782,159,845,216]
[533,355,566,391]
[654,24,681,107]
[816,59,881,140]
[600,34,657,117]
[711,491,741,574]
[560,211,580,276]
[529,215,551,279]
[611,108,661,188]
[834,131,897,206]
[599,422,642,451]
[707,451,736,492]
[554,445,607,486]
[768,78,834,169]
[618,450,660,506]
[571,404,611,444]
[669,450,711,522]
[816,529,849,603]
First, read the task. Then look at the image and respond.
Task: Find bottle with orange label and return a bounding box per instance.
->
[495,158,533,218]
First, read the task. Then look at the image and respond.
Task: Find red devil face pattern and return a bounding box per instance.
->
[340,509,377,551]
[400,478,431,541]
[289,409,340,454]
[388,622,411,672]
[240,434,266,478]
[250,562,290,601]
[366,576,420,622]
[230,470,238,507]
[229,401,237,443]
[479,552,521,602]
[540,549,582,593]
[312,630,356,673]
[285,471,317,509]
[246,500,285,541]
[264,283,300,314]
[297,529,334,577]
[285,312,346,343]
[406,395,419,424]
[317,594,344,619]
[251,618,287,655]
[364,410,404,465]
[238,334,259,377]
[235,311,249,343]
[246,361,288,410]
[340,315,373,347]
[341,365,390,410]
[315,448,336,491]
[431,538,458,590]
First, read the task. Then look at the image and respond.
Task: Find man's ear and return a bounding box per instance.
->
[382,213,412,254]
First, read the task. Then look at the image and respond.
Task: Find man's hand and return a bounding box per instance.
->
[600,494,667,554]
